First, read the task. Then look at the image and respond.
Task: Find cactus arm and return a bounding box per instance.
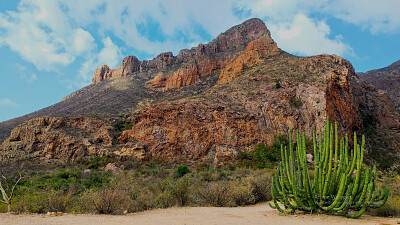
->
[351,168,370,209]
[322,124,334,198]
[346,181,376,218]
[322,173,346,211]
[370,185,389,208]
[346,133,358,176]
[312,131,319,191]
[344,134,348,168]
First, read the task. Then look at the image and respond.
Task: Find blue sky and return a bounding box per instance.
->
[0,0,399,122]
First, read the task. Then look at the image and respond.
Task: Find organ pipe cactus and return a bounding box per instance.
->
[269,117,389,218]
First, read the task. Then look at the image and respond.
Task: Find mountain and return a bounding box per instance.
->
[358,60,400,110]
[0,18,399,168]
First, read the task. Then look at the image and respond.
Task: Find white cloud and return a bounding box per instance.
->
[324,0,400,34]
[77,37,122,85]
[234,0,400,34]
[0,98,18,107]
[233,0,351,56]
[269,14,352,56]
[0,0,95,71]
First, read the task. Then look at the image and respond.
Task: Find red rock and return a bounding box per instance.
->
[92,18,270,86]
[218,35,281,84]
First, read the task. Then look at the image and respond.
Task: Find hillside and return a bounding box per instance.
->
[358,60,400,110]
[0,18,399,168]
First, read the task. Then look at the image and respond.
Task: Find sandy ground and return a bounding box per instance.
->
[0,204,399,225]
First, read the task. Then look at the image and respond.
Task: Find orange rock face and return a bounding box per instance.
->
[146,64,200,90]
[218,35,281,84]
[93,18,270,87]
[118,54,362,162]
[118,101,260,161]
[92,65,113,84]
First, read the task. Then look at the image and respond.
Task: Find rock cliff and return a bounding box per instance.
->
[0,117,112,164]
[118,54,362,162]
[94,18,273,92]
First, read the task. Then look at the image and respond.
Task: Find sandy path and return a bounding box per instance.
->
[0,204,398,225]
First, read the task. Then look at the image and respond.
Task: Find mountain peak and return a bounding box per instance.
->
[91,18,274,85]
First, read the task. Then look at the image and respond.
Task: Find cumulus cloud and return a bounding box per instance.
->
[233,0,351,56]
[0,98,18,107]
[77,37,122,85]
[235,0,400,34]
[269,14,352,56]
[324,0,400,34]
[0,0,95,71]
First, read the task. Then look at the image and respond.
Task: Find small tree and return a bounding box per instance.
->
[0,172,23,213]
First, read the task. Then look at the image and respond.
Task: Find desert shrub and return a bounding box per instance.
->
[12,189,48,213]
[83,188,128,214]
[236,150,254,168]
[47,189,73,212]
[230,180,255,206]
[389,176,400,196]
[164,176,191,206]
[154,191,175,209]
[194,181,232,207]
[248,172,272,203]
[83,172,111,189]
[274,79,281,89]
[290,97,303,108]
[86,156,114,169]
[30,169,81,190]
[252,143,279,168]
[175,165,190,178]
[129,188,156,212]
[272,135,288,151]
[113,119,132,132]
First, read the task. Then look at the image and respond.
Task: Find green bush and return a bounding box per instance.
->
[113,119,132,132]
[274,79,281,89]
[290,97,303,108]
[165,176,191,206]
[175,165,190,178]
[87,156,114,169]
[252,143,279,168]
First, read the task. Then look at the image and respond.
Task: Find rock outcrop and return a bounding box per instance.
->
[0,117,112,163]
[218,35,281,84]
[118,54,362,162]
[358,60,400,111]
[93,18,271,91]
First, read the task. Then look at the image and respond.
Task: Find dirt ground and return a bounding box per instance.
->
[0,203,398,225]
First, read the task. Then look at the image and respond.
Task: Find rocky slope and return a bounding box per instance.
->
[118,54,361,161]
[0,18,399,166]
[358,60,400,110]
[0,117,112,165]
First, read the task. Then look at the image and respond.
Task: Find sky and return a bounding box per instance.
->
[0,0,399,122]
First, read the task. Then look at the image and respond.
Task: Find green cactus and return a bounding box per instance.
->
[269,117,389,218]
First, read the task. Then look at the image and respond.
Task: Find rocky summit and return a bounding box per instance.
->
[0,18,399,167]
